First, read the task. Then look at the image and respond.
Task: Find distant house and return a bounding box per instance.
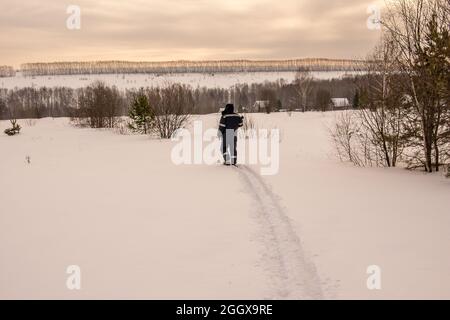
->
[253,100,269,113]
[330,98,350,110]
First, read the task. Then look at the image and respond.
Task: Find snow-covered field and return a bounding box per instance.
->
[1,112,449,299]
[0,71,360,90]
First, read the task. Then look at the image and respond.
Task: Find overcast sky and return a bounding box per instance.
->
[0,0,384,67]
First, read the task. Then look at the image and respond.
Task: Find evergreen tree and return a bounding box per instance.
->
[414,13,450,170]
[316,89,331,111]
[276,99,283,111]
[128,93,154,134]
[353,91,360,109]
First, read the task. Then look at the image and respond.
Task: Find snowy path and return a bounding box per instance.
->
[237,165,323,299]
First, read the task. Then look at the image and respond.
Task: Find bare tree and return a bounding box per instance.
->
[294,69,314,112]
[330,111,379,167]
[357,35,406,167]
[74,82,123,128]
[146,84,193,139]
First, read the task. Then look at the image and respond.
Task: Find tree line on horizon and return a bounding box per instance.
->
[0,66,15,77]
[19,58,367,76]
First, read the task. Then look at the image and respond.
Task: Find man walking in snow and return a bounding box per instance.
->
[218,104,244,166]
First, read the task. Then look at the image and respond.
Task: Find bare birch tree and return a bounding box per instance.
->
[356,35,406,167]
[294,69,314,112]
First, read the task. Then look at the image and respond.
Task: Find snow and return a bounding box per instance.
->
[0,71,360,90]
[251,112,450,299]
[1,112,449,299]
[0,118,268,299]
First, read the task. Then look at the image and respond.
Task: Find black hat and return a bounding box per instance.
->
[223,103,234,115]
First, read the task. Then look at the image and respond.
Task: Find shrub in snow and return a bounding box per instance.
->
[330,111,381,167]
[25,119,37,127]
[239,115,257,139]
[113,119,132,135]
[4,119,21,136]
[147,84,192,139]
[72,82,123,129]
[444,165,450,178]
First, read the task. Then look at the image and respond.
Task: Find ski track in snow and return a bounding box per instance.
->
[237,165,323,300]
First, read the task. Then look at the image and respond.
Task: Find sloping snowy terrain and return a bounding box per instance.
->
[1,113,449,299]
[0,71,360,90]
[252,113,450,299]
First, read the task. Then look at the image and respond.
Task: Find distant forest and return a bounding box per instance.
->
[19,59,367,76]
[0,66,15,77]
[0,75,359,120]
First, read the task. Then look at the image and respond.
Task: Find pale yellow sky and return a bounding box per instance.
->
[0,0,384,67]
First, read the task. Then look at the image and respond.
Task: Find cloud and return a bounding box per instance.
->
[0,0,382,67]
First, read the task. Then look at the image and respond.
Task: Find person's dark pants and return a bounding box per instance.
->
[222,131,238,165]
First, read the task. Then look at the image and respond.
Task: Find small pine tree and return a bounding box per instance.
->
[4,119,21,136]
[128,93,154,134]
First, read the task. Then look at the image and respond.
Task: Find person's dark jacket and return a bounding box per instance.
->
[219,104,243,135]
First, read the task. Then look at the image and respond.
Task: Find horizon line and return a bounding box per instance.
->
[19,57,364,67]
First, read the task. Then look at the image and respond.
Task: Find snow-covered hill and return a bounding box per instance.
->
[1,113,449,299]
[0,71,361,90]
